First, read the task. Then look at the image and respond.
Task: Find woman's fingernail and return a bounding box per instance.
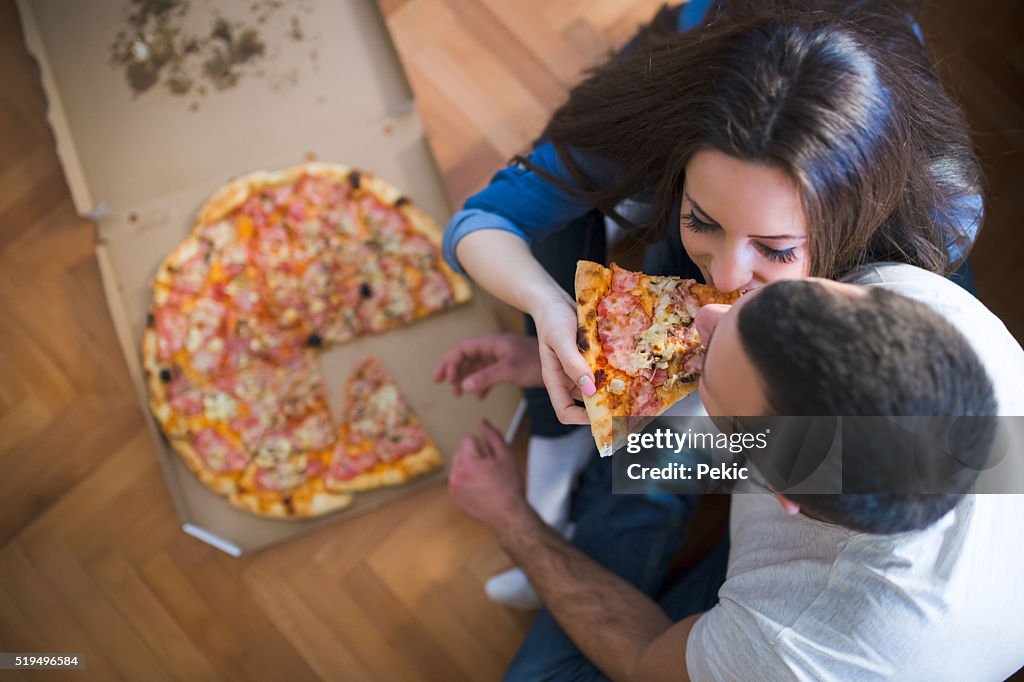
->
[462,378,475,391]
[577,375,596,397]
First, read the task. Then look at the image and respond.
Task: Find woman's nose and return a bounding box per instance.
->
[708,251,752,293]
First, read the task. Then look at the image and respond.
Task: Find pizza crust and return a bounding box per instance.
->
[170,437,242,497]
[325,442,444,493]
[230,477,354,519]
[575,261,616,456]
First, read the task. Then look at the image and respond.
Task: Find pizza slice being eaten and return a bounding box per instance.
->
[575,261,740,457]
[325,356,444,492]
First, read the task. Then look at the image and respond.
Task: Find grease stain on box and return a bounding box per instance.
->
[109,0,314,105]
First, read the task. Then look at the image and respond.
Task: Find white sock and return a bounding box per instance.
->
[525,427,594,536]
[485,568,542,610]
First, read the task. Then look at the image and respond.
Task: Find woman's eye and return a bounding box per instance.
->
[756,243,798,264]
[683,211,717,234]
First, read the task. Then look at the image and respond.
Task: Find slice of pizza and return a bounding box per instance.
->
[575,261,740,457]
[325,356,443,492]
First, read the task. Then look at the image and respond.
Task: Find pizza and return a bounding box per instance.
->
[575,261,739,457]
[325,356,443,492]
[142,163,470,518]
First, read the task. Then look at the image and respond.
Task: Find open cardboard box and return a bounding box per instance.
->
[19,0,523,554]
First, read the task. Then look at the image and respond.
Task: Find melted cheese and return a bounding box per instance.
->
[203,391,237,421]
[205,220,236,248]
[254,437,292,467]
[607,378,627,395]
[629,282,694,371]
[623,348,655,374]
[185,326,204,353]
[372,385,399,411]
[175,238,201,265]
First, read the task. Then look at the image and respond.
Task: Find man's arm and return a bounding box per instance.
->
[448,420,704,682]
[499,506,702,681]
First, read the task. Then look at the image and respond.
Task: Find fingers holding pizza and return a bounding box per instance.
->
[530,293,597,425]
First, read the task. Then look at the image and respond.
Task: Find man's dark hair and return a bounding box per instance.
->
[736,280,998,534]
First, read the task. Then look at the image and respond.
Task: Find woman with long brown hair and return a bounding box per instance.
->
[443,0,980,421]
[435,0,985,620]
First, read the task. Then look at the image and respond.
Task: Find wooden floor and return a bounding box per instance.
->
[0,1,1021,681]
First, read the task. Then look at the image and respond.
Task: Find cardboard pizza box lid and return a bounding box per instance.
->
[22,0,525,553]
[19,0,416,218]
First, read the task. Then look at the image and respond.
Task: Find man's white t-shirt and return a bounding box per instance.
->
[686,263,1024,681]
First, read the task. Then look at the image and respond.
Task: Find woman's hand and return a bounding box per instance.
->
[453,230,595,422]
[529,291,596,425]
[433,333,544,399]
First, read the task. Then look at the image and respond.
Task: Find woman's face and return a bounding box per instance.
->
[680,149,810,292]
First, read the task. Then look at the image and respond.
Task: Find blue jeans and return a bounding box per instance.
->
[504,457,729,682]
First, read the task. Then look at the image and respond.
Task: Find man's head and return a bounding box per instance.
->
[696,278,997,534]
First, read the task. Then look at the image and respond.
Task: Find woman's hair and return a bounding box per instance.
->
[524,0,981,278]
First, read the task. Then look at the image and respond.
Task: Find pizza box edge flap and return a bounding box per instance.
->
[17,0,96,217]
[17,0,420,218]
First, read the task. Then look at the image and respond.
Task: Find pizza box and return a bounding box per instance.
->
[19,0,524,554]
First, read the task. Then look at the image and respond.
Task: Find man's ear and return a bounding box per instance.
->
[774,493,801,516]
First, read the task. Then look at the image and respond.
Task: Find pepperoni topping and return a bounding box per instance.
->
[380,425,427,462]
[419,270,454,312]
[673,285,701,320]
[286,201,306,224]
[401,234,439,264]
[266,186,294,205]
[154,305,188,361]
[217,275,261,313]
[328,445,378,482]
[305,457,326,478]
[597,293,650,373]
[250,223,292,272]
[629,379,660,417]
[359,195,406,237]
[231,414,272,449]
[240,195,268,228]
[166,372,203,416]
[610,264,639,292]
[193,429,248,473]
[161,239,211,298]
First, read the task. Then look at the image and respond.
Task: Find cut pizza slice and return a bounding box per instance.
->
[575,261,740,457]
[325,356,443,492]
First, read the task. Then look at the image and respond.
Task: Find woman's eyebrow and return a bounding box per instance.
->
[685,192,720,224]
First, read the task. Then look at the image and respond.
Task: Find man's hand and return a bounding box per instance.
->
[433,334,544,399]
[448,420,533,538]
[447,423,697,682]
